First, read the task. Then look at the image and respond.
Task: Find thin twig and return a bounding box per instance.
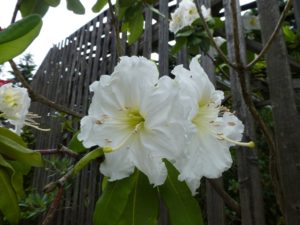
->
[230,0,276,153]
[43,169,74,193]
[41,187,64,225]
[43,148,103,193]
[108,0,123,57]
[205,52,230,80]
[36,145,79,159]
[195,2,238,70]
[208,179,241,215]
[9,60,83,118]
[246,0,292,69]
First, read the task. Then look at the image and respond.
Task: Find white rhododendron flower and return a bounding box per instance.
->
[242,12,261,31]
[0,83,30,134]
[172,56,253,194]
[78,56,187,186]
[169,0,212,34]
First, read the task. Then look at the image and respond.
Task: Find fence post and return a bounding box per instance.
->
[293,0,300,31]
[223,0,266,225]
[256,0,300,224]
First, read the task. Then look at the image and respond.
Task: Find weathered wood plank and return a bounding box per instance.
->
[257,0,300,224]
[223,1,266,225]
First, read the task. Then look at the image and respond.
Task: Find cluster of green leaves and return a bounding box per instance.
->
[172,17,224,55]
[93,161,204,225]
[19,190,54,221]
[282,25,300,61]
[95,0,158,44]
[0,127,43,224]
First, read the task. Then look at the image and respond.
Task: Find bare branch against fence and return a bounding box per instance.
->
[230,0,276,154]
[9,60,84,118]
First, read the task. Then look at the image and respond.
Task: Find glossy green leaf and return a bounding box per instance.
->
[0,15,42,64]
[117,171,159,225]
[45,0,61,7]
[0,127,26,147]
[0,155,24,198]
[127,8,144,44]
[158,161,204,225]
[72,148,103,176]
[0,134,43,167]
[93,172,138,225]
[68,131,87,153]
[20,0,49,17]
[66,0,85,14]
[0,168,20,225]
[8,160,31,198]
[92,0,108,12]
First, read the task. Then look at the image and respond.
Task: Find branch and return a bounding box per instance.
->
[41,187,64,225]
[246,0,292,69]
[195,2,238,70]
[230,0,276,153]
[9,60,84,118]
[108,0,123,57]
[208,179,241,215]
[43,148,103,193]
[37,145,79,159]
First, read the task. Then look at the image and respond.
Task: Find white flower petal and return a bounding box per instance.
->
[130,135,168,186]
[100,148,135,181]
[176,132,232,194]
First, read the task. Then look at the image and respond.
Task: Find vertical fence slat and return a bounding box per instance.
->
[223,1,266,225]
[143,8,153,58]
[257,0,300,224]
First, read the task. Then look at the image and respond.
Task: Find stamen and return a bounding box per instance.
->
[219,134,255,148]
[105,122,143,153]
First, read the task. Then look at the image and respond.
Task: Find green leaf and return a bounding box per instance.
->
[66,0,85,14]
[146,4,165,18]
[72,148,103,176]
[0,128,26,147]
[176,28,194,38]
[0,168,20,225]
[0,155,27,198]
[20,0,50,17]
[0,15,42,64]
[68,131,87,153]
[127,8,144,44]
[118,0,136,7]
[45,0,61,7]
[158,161,204,225]
[283,25,297,43]
[117,172,159,225]
[93,172,138,225]
[0,134,43,167]
[92,0,108,12]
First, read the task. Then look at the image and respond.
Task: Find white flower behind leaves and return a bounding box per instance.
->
[172,56,254,194]
[0,84,30,134]
[242,12,261,31]
[169,0,212,34]
[78,56,187,186]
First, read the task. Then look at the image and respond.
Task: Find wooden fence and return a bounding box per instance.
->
[28,0,300,224]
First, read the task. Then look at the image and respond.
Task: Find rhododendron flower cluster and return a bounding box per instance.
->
[79,56,253,194]
[0,83,30,134]
[169,0,212,34]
